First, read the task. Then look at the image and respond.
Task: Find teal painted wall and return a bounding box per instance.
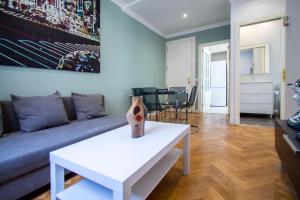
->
[167,25,230,44]
[167,25,230,77]
[0,0,166,115]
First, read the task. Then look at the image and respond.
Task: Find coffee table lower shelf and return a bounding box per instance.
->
[56,148,182,200]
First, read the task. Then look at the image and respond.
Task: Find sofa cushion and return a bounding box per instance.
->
[72,93,106,121]
[0,116,127,184]
[0,105,3,137]
[0,101,20,134]
[61,97,77,121]
[11,93,69,132]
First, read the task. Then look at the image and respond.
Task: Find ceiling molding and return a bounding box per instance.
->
[122,0,145,9]
[109,0,230,39]
[110,0,166,37]
[110,0,126,8]
[122,8,166,37]
[165,20,230,39]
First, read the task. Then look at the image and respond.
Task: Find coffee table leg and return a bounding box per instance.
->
[113,188,131,200]
[183,132,190,175]
[50,162,64,200]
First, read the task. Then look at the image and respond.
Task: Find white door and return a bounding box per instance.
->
[166,38,194,92]
[202,48,211,112]
[211,60,227,107]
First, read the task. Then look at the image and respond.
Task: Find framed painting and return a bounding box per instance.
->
[0,0,100,73]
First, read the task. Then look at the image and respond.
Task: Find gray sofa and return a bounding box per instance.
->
[0,96,128,200]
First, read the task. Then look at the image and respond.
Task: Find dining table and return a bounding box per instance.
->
[143,88,188,121]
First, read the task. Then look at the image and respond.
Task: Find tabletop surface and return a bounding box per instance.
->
[50,121,190,183]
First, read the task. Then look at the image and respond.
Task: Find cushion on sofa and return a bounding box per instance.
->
[72,93,106,121]
[0,115,127,184]
[0,104,3,137]
[11,93,69,132]
[0,97,84,134]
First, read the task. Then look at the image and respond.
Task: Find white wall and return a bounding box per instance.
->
[285,0,300,118]
[229,0,285,124]
[240,20,281,84]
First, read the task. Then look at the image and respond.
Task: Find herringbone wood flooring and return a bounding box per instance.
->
[32,113,298,200]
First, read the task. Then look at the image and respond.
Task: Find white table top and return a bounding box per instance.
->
[50,121,190,191]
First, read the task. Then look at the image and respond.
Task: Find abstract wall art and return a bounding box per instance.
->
[0,0,100,73]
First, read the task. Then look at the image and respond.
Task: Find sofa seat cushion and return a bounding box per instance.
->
[0,116,127,184]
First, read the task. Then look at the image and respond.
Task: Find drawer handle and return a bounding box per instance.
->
[283,135,300,154]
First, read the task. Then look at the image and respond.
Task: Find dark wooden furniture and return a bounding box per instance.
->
[275,120,300,197]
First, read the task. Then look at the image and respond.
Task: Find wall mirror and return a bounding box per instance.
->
[240,44,270,75]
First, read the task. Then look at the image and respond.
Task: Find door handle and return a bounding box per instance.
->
[188,77,191,85]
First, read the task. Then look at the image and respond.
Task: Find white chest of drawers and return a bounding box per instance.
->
[240,82,274,115]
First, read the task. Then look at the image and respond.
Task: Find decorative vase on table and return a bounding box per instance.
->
[127,96,147,138]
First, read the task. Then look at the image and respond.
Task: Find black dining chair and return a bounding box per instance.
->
[168,86,187,106]
[179,86,198,129]
[163,86,188,121]
[131,88,144,97]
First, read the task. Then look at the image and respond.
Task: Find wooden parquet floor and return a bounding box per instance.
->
[32,113,298,200]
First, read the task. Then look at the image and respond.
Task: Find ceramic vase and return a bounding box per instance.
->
[127,96,146,138]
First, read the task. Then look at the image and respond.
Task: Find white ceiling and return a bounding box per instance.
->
[110,0,230,38]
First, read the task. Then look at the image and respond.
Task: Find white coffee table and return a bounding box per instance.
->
[50,121,190,200]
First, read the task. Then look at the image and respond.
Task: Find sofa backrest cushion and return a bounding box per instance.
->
[72,93,106,121]
[0,101,20,134]
[11,93,70,132]
[0,95,105,134]
[61,97,77,121]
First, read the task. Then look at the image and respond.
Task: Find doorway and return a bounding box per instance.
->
[230,15,286,125]
[239,19,284,127]
[199,41,229,114]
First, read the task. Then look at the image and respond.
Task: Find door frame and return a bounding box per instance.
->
[198,40,230,113]
[230,14,286,125]
[202,47,211,113]
[165,37,196,93]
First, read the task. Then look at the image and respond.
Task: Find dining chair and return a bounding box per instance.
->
[168,86,187,106]
[156,88,169,121]
[179,86,199,132]
[141,87,166,121]
[131,88,144,96]
[163,86,187,121]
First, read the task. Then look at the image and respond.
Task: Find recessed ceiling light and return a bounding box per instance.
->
[182,13,188,19]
